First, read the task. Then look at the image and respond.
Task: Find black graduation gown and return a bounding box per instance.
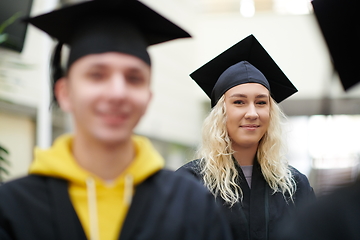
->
[177,159,315,240]
[279,179,360,240]
[0,170,233,240]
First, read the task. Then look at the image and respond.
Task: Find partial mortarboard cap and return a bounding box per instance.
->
[190,34,297,107]
[25,0,191,70]
[312,0,360,91]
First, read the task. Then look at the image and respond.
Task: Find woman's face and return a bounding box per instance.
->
[224,83,270,150]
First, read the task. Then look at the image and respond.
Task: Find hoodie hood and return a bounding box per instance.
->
[29,134,164,185]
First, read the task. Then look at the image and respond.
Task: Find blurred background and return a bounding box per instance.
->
[0,0,359,196]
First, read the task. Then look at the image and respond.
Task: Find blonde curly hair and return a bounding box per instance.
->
[197,95,295,206]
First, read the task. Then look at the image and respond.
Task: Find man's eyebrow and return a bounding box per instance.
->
[126,67,144,73]
[87,63,107,69]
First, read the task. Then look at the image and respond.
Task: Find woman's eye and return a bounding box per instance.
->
[257,101,267,105]
[234,100,244,104]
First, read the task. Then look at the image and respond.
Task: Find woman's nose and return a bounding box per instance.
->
[244,104,259,120]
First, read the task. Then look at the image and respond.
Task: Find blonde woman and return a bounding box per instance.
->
[177,35,315,240]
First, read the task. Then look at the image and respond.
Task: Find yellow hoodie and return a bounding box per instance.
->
[29,134,164,240]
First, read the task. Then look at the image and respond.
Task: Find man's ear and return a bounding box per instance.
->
[54,77,71,112]
[148,90,153,103]
[141,90,153,117]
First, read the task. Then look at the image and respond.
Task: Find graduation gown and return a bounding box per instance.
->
[279,179,360,240]
[0,170,233,240]
[177,158,315,240]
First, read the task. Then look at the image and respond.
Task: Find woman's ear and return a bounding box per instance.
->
[54,77,72,112]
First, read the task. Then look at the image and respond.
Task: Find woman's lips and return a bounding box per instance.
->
[240,124,260,130]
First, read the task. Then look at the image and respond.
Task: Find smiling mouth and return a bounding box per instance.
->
[240,125,260,129]
[98,112,130,125]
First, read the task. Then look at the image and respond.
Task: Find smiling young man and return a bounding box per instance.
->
[0,1,232,240]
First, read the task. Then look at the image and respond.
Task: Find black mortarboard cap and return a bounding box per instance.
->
[25,0,190,70]
[190,34,297,107]
[25,0,190,103]
[312,0,360,91]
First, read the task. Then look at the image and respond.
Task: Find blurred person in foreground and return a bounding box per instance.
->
[177,34,315,240]
[279,0,360,239]
[0,1,233,239]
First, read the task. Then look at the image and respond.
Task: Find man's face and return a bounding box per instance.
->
[56,52,152,145]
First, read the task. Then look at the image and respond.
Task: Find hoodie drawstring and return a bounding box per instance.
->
[124,174,133,206]
[86,175,133,240]
[86,177,99,240]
